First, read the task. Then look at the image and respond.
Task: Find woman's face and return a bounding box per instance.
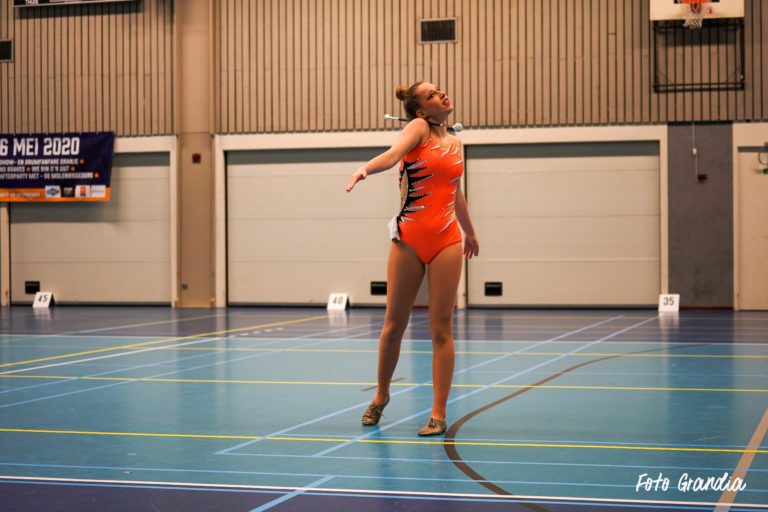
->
[415,82,453,120]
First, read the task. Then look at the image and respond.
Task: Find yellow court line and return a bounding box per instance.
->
[2,374,767,393]
[716,406,768,510]
[171,347,389,354]
[0,427,765,454]
[7,343,767,360]
[0,315,327,369]
[168,347,768,359]
[0,375,81,380]
[485,351,768,359]
[356,439,768,454]
[561,352,768,359]
[502,384,768,393]
[0,428,259,440]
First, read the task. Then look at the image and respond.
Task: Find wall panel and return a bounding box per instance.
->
[0,0,174,136]
[212,0,767,133]
[227,147,394,305]
[1,1,766,135]
[10,153,172,304]
[466,142,661,306]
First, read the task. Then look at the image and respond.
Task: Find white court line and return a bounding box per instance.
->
[217,315,626,456]
[42,312,233,335]
[0,337,240,376]
[313,316,658,457]
[4,337,768,350]
[0,315,389,377]
[304,338,768,347]
[0,335,162,340]
[0,319,403,406]
[247,475,335,512]
[0,312,231,341]
[0,311,235,349]
[0,476,765,509]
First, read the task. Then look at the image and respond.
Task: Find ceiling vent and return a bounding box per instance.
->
[420,18,457,43]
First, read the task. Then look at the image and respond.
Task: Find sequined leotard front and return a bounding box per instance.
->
[389,136,464,264]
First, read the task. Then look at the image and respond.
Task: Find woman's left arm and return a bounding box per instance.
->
[455,185,479,259]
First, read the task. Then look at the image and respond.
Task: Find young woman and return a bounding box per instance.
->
[345,82,479,436]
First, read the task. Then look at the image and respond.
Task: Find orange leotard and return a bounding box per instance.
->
[390,136,464,264]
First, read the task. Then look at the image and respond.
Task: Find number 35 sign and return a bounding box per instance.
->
[658,294,680,313]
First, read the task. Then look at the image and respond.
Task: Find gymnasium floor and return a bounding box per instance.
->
[0,307,766,511]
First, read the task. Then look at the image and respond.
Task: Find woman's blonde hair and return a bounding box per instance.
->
[395,81,424,120]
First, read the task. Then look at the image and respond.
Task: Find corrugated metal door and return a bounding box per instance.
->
[466,141,661,306]
[10,153,172,304]
[227,147,399,306]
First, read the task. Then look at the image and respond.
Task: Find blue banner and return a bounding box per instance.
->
[0,132,114,202]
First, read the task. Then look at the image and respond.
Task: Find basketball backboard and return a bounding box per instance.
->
[650,0,745,21]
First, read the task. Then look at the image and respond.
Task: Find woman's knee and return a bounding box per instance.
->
[430,321,453,344]
[381,320,408,343]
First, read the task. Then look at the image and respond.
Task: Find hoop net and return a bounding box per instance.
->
[680,0,705,30]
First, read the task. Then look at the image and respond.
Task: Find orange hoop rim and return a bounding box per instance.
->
[679,0,706,11]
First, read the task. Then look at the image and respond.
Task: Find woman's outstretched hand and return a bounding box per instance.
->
[346,167,368,192]
[463,233,480,259]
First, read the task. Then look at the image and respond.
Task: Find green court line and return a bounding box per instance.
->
[0,427,765,454]
[2,374,766,393]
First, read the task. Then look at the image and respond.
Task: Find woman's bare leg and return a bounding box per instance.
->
[426,243,463,420]
[373,241,425,406]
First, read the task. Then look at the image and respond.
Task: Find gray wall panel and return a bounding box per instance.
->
[668,123,734,307]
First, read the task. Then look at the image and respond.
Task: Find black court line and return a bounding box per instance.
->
[444,343,709,503]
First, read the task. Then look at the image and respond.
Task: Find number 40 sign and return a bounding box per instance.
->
[327,293,349,311]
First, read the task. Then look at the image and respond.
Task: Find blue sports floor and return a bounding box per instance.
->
[0,307,766,511]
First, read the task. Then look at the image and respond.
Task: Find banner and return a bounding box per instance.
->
[14,1,139,8]
[0,132,114,202]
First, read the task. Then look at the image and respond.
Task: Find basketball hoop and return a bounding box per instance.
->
[680,0,706,29]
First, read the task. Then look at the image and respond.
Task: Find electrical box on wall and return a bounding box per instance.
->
[0,40,12,63]
[419,19,457,43]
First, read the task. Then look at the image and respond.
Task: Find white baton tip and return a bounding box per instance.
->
[452,123,464,133]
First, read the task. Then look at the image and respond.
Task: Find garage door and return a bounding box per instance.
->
[736,147,768,310]
[466,141,660,306]
[10,152,171,304]
[227,147,399,305]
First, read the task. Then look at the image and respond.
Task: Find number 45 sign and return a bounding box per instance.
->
[33,291,56,309]
[658,294,680,313]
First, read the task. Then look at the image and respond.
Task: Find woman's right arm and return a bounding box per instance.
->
[345,118,428,193]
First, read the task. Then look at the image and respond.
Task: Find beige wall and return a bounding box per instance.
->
[0,0,174,136]
[213,0,768,134]
[733,123,768,311]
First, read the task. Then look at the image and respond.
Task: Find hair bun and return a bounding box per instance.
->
[395,84,409,101]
